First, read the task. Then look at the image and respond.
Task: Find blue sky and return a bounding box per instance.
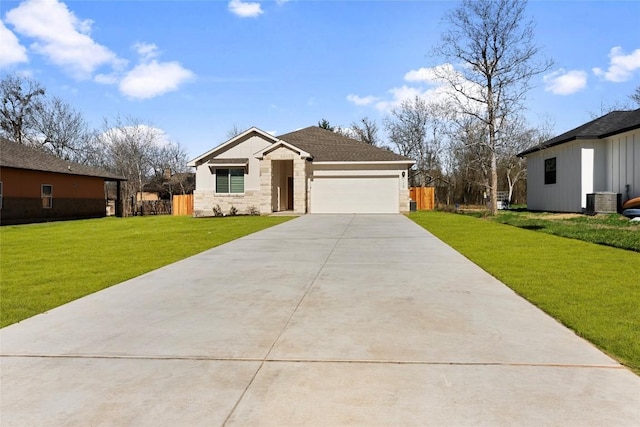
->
[1,0,639,159]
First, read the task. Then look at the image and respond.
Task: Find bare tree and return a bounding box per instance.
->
[589,98,634,119]
[99,116,165,215]
[449,116,492,204]
[497,116,554,204]
[31,96,92,162]
[0,74,45,145]
[350,117,379,146]
[226,124,244,139]
[433,0,552,214]
[630,86,640,107]
[156,141,191,197]
[385,97,444,186]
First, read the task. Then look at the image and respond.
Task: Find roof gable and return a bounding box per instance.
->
[277,126,414,163]
[188,127,278,166]
[0,137,125,180]
[519,108,640,157]
[254,140,311,159]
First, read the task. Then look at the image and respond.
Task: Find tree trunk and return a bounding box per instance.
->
[490,150,498,215]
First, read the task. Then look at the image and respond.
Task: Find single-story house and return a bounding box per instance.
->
[188,126,415,215]
[0,137,126,225]
[518,109,640,213]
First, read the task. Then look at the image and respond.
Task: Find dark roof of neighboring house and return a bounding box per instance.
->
[0,137,125,180]
[519,108,640,157]
[277,126,414,162]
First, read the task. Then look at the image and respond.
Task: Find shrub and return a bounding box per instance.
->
[213,204,224,217]
[247,205,260,216]
[229,205,238,216]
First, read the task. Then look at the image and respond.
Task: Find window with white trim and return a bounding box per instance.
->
[215,169,244,193]
[42,184,53,208]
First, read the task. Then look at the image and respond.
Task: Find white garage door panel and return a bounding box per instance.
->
[311,177,399,213]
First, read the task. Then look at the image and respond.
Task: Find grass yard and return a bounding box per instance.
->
[492,210,640,252]
[0,215,292,328]
[409,211,640,374]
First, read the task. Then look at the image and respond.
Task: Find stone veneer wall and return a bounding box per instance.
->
[259,147,308,214]
[399,188,410,212]
[193,190,261,217]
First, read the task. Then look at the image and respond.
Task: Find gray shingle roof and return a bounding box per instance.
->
[277,126,414,162]
[207,158,248,164]
[0,137,125,180]
[519,108,640,156]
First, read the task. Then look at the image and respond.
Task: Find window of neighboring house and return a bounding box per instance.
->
[0,181,3,209]
[42,184,53,208]
[215,169,244,193]
[544,157,556,185]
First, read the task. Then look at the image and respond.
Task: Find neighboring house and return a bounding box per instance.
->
[0,137,126,225]
[518,109,640,213]
[139,172,196,201]
[136,191,161,202]
[188,126,415,215]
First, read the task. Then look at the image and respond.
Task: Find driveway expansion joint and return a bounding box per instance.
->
[0,354,626,371]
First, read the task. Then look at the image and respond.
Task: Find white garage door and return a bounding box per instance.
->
[310,176,399,213]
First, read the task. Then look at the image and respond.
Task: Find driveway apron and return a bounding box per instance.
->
[1,214,638,426]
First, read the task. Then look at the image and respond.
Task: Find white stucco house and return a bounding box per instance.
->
[187,126,415,215]
[518,108,640,213]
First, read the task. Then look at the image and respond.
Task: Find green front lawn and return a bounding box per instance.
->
[409,211,640,374]
[0,215,292,328]
[493,211,640,252]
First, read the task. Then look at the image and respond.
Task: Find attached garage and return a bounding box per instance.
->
[189,126,415,216]
[310,176,399,213]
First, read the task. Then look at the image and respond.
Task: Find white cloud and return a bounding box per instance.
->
[118,42,194,99]
[99,124,171,147]
[403,64,454,84]
[228,0,264,18]
[346,63,490,123]
[593,46,640,83]
[0,20,28,67]
[543,69,588,95]
[133,42,160,62]
[119,60,194,99]
[94,72,119,85]
[361,64,482,113]
[373,85,425,111]
[346,94,379,106]
[4,0,123,79]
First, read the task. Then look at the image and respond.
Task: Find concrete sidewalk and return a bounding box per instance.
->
[1,214,638,426]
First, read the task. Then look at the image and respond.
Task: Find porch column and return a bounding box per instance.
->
[259,159,272,214]
[293,158,307,214]
[116,180,123,217]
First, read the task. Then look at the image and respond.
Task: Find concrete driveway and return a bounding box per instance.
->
[1,214,638,426]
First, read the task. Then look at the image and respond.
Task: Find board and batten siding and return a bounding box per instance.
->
[526,128,639,213]
[526,139,606,212]
[605,129,640,200]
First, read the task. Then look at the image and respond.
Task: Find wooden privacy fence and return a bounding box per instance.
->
[409,187,435,210]
[172,194,194,216]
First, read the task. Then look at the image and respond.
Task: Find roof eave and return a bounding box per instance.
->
[312,160,416,165]
[598,123,640,139]
[517,136,578,157]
